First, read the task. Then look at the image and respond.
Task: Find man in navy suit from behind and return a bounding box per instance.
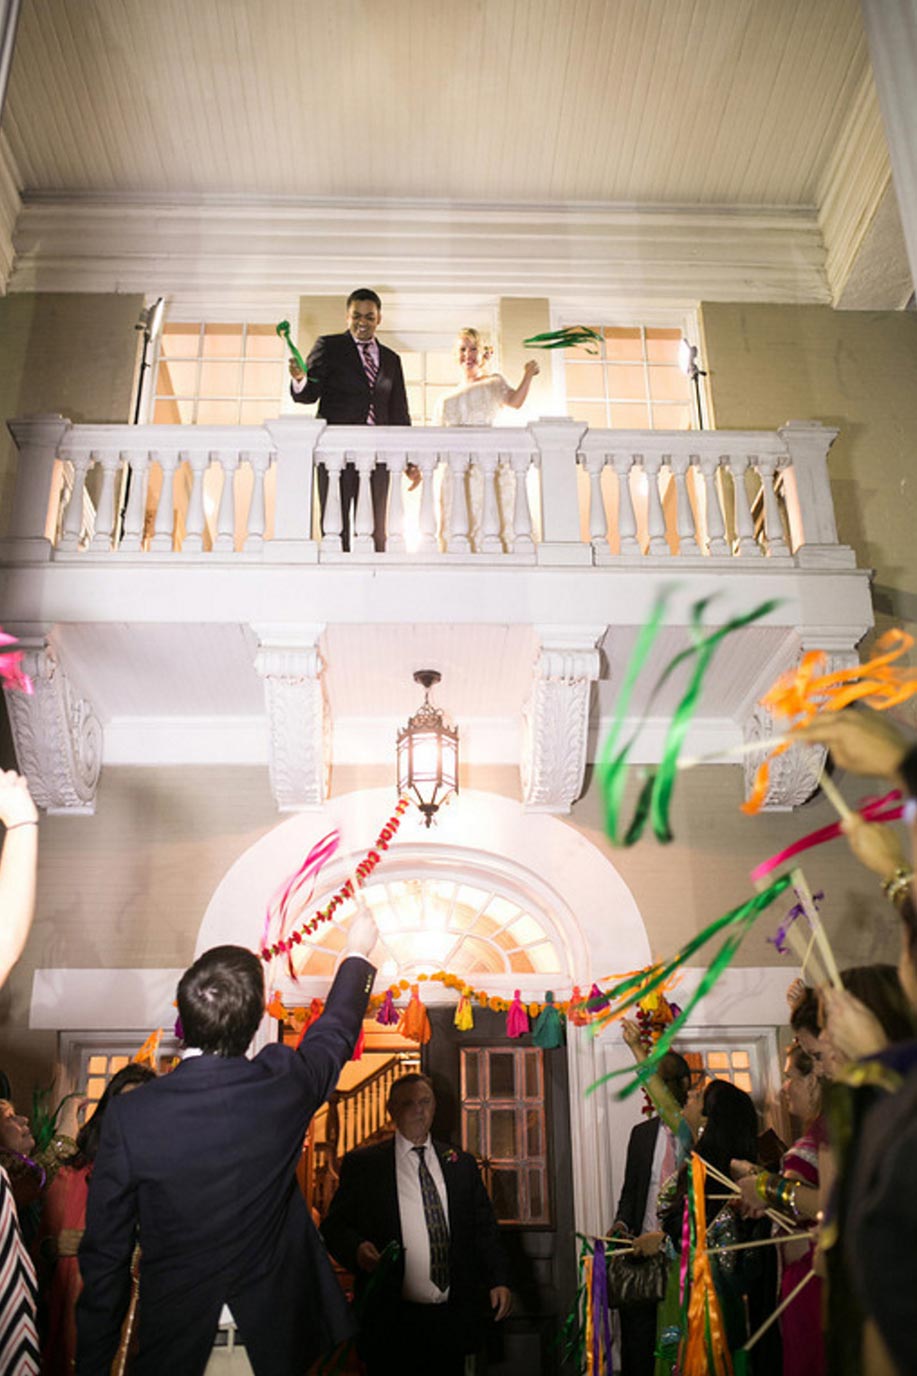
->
[76,911,378,1376]
[290,287,412,552]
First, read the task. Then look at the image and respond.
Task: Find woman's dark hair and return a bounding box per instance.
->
[787,1041,816,1078]
[76,1063,156,1163]
[839,964,916,1044]
[790,986,821,1037]
[697,1079,759,1176]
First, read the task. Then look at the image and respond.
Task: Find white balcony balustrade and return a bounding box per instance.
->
[2,415,853,571]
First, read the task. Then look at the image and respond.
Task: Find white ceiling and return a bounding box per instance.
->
[5,0,869,207]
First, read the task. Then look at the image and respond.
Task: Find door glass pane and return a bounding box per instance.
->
[464,1108,481,1158]
[488,1051,515,1097]
[464,1049,480,1098]
[524,1053,542,1099]
[490,1168,520,1222]
[490,1108,517,1158]
[528,1167,546,1222]
[526,1107,542,1156]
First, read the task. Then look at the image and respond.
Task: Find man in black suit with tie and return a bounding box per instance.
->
[76,911,378,1376]
[611,1051,698,1375]
[290,288,412,552]
[321,1073,511,1376]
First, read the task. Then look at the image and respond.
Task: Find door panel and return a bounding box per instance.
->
[423,1007,576,1375]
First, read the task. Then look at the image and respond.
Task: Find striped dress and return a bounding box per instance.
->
[0,1166,39,1375]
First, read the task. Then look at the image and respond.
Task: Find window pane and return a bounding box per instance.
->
[527,941,560,974]
[528,1167,546,1222]
[569,401,608,429]
[200,360,242,395]
[490,1108,517,1158]
[242,361,283,397]
[507,915,545,945]
[157,360,198,396]
[731,1051,750,1068]
[196,399,240,425]
[488,1051,516,1097]
[734,1072,752,1092]
[490,1168,520,1221]
[524,1054,542,1099]
[656,403,693,430]
[645,329,683,363]
[565,362,605,399]
[464,1050,480,1098]
[526,1107,543,1155]
[649,367,690,403]
[203,324,244,358]
[605,364,646,399]
[110,1057,129,1074]
[86,1076,107,1101]
[154,397,191,424]
[88,1056,108,1074]
[245,325,285,359]
[610,403,650,429]
[160,324,201,359]
[464,1107,481,1157]
[565,326,603,361]
[240,399,279,425]
[603,327,643,361]
[707,1051,730,1070]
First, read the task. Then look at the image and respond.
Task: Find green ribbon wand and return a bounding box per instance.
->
[276,320,308,375]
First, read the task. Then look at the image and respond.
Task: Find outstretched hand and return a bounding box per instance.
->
[0,772,37,829]
[346,907,379,959]
[793,710,907,779]
[823,987,888,1061]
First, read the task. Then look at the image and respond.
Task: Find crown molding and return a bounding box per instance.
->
[8,195,830,305]
[0,132,22,293]
[818,67,895,305]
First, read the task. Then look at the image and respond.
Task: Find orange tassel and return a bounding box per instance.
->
[681,1157,733,1376]
[132,1029,162,1068]
[398,985,432,1044]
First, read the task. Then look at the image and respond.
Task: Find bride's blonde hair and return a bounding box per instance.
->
[455,328,493,363]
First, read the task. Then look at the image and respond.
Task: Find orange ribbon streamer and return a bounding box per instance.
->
[681,1156,733,1376]
[743,629,917,815]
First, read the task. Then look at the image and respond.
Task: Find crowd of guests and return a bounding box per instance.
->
[1,706,916,1374]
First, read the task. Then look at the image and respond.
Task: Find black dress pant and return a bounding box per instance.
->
[362,1300,465,1376]
[316,460,390,553]
[619,1300,659,1375]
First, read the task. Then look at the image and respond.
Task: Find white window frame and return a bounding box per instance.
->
[57,1030,182,1136]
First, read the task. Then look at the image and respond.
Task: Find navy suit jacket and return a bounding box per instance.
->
[321,1137,509,1353]
[77,956,374,1376]
[291,332,411,426]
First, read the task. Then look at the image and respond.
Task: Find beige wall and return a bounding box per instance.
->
[0,292,142,532]
[498,297,552,412]
[1,754,897,1103]
[701,303,917,656]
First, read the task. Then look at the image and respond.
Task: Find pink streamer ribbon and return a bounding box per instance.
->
[750,791,902,884]
[262,830,340,957]
[679,1194,690,1304]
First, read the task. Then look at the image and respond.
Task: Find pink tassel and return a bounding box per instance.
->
[376,989,399,1025]
[506,989,529,1038]
[587,981,610,1013]
[350,1027,365,1061]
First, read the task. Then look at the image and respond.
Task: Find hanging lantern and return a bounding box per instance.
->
[396,670,459,828]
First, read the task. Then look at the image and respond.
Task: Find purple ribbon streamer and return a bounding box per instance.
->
[768,889,824,955]
[592,1239,613,1373]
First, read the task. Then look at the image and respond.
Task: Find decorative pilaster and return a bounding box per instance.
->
[3,635,102,813]
[742,637,861,811]
[253,625,330,811]
[521,626,604,813]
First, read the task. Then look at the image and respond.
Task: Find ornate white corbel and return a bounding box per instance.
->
[3,635,102,813]
[742,634,861,811]
[521,626,605,813]
[253,625,330,811]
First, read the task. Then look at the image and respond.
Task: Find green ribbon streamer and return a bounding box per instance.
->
[586,873,793,1099]
[523,325,604,354]
[598,595,780,847]
[276,319,308,375]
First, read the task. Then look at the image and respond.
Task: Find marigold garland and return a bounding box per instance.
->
[260,798,411,963]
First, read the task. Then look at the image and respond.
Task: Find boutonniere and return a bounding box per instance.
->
[441,1148,460,1165]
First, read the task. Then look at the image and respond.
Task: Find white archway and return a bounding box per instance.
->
[195,788,651,999]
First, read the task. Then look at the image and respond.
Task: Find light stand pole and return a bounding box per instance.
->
[120,298,165,540]
[679,339,707,431]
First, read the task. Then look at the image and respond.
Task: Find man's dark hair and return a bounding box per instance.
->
[791,965,916,1044]
[387,1072,434,1110]
[658,1051,692,1108]
[76,1063,156,1163]
[177,945,265,1058]
[346,288,382,311]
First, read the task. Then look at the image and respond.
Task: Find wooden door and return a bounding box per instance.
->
[423,1007,577,1375]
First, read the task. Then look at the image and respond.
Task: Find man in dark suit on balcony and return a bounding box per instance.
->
[321,1072,511,1376]
[289,288,412,552]
[76,912,378,1376]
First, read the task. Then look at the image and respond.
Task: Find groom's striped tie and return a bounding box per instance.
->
[359,342,379,425]
[0,1168,39,1376]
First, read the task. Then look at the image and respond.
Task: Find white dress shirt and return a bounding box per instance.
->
[394,1130,451,1303]
[641,1121,677,1233]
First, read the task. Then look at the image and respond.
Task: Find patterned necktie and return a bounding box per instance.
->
[0,1168,39,1376]
[358,342,378,425]
[412,1146,450,1292]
